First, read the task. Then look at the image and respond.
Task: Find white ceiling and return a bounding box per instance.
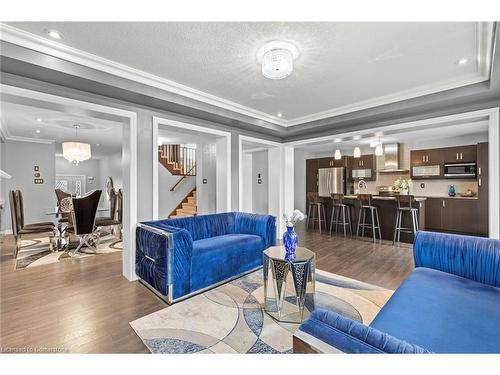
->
[0,101,123,157]
[158,125,218,145]
[3,22,494,127]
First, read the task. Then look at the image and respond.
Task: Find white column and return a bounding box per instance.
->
[279,145,295,236]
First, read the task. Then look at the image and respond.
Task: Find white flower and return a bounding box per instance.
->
[283,209,306,227]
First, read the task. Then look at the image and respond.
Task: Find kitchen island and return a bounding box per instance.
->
[339,195,427,243]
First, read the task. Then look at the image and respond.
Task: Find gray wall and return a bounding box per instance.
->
[252,150,269,214]
[55,155,101,194]
[0,139,7,231]
[159,165,196,219]
[1,140,56,231]
[197,142,217,215]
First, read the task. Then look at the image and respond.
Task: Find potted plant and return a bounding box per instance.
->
[394,178,412,195]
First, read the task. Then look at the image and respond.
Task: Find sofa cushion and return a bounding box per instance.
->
[370,267,500,353]
[191,234,265,291]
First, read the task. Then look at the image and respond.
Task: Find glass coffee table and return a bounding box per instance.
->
[263,246,316,323]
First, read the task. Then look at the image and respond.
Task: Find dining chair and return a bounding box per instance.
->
[55,188,72,223]
[9,190,55,259]
[63,190,102,256]
[15,190,55,229]
[95,189,122,238]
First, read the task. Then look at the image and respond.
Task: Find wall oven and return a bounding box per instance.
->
[443,163,477,178]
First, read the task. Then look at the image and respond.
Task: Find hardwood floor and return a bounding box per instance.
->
[0,226,414,353]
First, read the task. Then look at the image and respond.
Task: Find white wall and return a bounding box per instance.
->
[0,139,7,231]
[55,155,101,194]
[252,150,269,214]
[197,142,216,215]
[215,137,228,213]
[241,153,253,212]
[1,140,56,232]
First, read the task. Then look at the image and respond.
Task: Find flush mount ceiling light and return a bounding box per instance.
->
[457,58,468,65]
[353,147,361,158]
[62,124,91,166]
[257,41,299,80]
[45,29,63,40]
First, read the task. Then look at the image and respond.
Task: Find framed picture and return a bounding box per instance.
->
[34,166,39,172]
[34,172,41,178]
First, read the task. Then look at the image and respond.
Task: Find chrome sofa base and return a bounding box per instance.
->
[139,266,262,305]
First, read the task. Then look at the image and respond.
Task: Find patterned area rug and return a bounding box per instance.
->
[130,269,393,354]
[15,232,122,269]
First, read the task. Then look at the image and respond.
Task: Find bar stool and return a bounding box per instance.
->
[393,195,419,245]
[356,194,382,242]
[306,192,327,233]
[329,193,352,237]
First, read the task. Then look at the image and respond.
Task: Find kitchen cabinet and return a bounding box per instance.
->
[425,197,487,236]
[306,159,319,193]
[350,154,376,181]
[410,148,443,166]
[443,145,477,163]
[477,142,489,235]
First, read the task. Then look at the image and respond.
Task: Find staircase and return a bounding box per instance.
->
[158,144,196,177]
[169,189,197,218]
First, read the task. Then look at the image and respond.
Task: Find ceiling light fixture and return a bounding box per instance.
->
[334,138,342,143]
[353,147,361,158]
[334,149,342,160]
[375,137,384,156]
[277,112,283,117]
[257,41,299,80]
[457,58,468,65]
[46,29,63,40]
[62,124,91,166]
[35,118,42,122]
[35,129,41,134]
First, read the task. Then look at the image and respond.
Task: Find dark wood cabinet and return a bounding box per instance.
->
[443,145,477,163]
[350,154,376,181]
[425,198,443,230]
[410,148,443,166]
[306,159,319,193]
[477,142,489,235]
[425,197,487,236]
[317,157,333,168]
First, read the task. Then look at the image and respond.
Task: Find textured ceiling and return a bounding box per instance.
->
[5,22,492,125]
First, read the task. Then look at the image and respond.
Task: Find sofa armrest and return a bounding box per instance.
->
[296,309,431,354]
[136,222,194,301]
[414,231,500,287]
[234,212,276,248]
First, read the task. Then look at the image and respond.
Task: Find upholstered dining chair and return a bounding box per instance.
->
[15,190,55,229]
[64,190,102,256]
[55,188,72,223]
[9,190,55,259]
[95,188,122,239]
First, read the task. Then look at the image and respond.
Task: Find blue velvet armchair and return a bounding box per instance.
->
[136,212,276,303]
[295,231,500,353]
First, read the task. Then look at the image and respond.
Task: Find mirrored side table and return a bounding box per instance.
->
[263,246,315,323]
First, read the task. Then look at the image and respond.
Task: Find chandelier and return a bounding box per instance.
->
[257,41,299,80]
[62,125,91,166]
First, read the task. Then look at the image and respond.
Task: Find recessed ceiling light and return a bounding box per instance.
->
[334,138,342,143]
[353,135,361,141]
[35,129,41,134]
[35,117,42,122]
[46,29,63,40]
[457,58,468,65]
[277,112,283,118]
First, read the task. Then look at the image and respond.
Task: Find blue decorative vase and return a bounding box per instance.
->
[283,226,298,256]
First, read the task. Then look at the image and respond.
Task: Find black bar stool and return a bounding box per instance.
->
[329,193,352,237]
[306,192,327,233]
[393,195,419,245]
[356,194,381,242]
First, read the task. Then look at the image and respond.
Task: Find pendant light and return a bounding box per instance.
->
[375,137,384,156]
[62,124,91,166]
[334,149,342,160]
[353,147,361,158]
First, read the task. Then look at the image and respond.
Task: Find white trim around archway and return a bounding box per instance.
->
[1,84,138,280]
[152,116,232,220]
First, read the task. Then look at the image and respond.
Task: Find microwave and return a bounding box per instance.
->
[443,163,477,178]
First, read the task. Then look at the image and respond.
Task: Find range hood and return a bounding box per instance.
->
[377,143,409,173]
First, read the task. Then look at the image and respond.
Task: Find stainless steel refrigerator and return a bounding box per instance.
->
[318,167,346,197]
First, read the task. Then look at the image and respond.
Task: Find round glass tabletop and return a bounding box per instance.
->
[263,246,315,262]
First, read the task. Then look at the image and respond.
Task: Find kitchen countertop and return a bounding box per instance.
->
[344,195,427,202]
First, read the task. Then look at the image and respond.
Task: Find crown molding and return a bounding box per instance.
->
[0,23,288,127]
[0,23,495,129]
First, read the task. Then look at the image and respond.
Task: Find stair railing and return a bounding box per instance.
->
[170,164,196,191]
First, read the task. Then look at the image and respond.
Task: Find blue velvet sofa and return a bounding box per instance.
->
[294,231,500,353]
[136,212,276,304]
